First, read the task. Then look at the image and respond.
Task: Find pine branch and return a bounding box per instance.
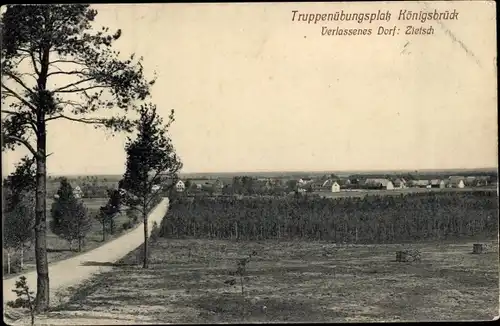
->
[3,135,40,158]
[1,110,38,133]
[2,71,36,96]
[29,52,41,76]
[0,84,37,111]
[46,69,90,78]
[45,114,105,124]
[48,59,86,66]
[53,84,110,94]
[51,77,96,92]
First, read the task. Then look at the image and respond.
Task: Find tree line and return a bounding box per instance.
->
[159,191,498,243]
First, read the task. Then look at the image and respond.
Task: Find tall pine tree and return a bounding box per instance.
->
[1,5,154,310]
[121,103,182,268]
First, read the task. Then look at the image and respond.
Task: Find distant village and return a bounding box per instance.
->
[51,173,496,200]
[171,174,495,195]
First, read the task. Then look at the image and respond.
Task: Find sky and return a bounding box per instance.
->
[2,2,498,176]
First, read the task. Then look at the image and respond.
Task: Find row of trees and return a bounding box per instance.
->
[1,5,182,311]
[49,176,166,250]
[159,191,498,243]
[3,157,36,274]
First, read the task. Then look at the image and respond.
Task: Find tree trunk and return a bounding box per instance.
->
[102,219,106,242]
[20,248,24,270]
[34,44,51,312]
[110,218,115,234]
[7,252,11,275]
[143,210,149,269]
[473,243,486,254]
[78,238,82,252]
[34,144,49,312]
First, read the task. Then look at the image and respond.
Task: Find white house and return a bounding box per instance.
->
[364,178,394,190]
[430,179,446,189]
[412,180,430,188]
[73,186,83,199]
[331,181,340,193]
[297,178,313,185]
[151,184,161,193]
[176,180,185,192]
[448,176,465,189]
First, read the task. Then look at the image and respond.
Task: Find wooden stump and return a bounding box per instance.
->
[473,243,488,254]
[396,249,421,262]
[396,250,406,262]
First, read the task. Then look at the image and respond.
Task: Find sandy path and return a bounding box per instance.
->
[3,197,169,305]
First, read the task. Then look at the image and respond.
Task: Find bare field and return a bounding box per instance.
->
[24,238,499,324]
[316,187,498,199]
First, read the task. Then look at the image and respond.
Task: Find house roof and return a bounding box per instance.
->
[322,179,334,187]
[336,178,350,186]
[448,176,465,181]
[365,178,392,186]
[393,178,406,185]
[430,179,443,185]
[307,180,324,187]
[187,179,223,186]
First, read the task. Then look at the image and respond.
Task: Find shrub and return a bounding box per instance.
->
[150,221,160,243]
[122,221,132,230]
[7,276,35,326]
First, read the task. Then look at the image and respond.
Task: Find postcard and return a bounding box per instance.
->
[2,1,498,324]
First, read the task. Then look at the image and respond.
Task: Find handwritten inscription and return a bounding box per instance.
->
[292,9,460,37]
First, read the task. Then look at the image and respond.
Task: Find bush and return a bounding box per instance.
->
[7,276,35,325]
[122,221,132,230]
[150,221,160,242]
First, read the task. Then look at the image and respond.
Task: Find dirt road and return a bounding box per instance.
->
[2,197,169,305]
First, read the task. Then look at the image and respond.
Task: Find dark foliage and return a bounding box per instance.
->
[160,191,498,243]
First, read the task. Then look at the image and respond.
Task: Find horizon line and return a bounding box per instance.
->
[48,166,499,177]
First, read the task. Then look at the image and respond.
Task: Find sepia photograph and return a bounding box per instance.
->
[1,1,498,324]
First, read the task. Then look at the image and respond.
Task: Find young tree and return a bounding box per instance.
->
[94,209,108,242]
[3,192,36,274]
[1,5,154,311]
[3,156,36,204]
[95,188,121,240]
[50,178,92,252]
[3,156,36,273]
[121,103,182,269]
